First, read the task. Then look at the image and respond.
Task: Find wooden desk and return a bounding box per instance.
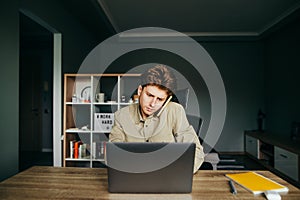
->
[1,166,300,199]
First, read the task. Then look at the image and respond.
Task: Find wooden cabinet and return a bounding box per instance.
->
[63,74,140,167]
[245,135,260,159]
[245,131,300,186]
[275,146,299,181]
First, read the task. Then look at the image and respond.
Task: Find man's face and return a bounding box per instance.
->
[137,85,168,119]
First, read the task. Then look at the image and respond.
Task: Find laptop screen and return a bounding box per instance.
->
[106,142,195,193]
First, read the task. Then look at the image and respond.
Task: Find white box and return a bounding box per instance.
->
[94,113,114,132]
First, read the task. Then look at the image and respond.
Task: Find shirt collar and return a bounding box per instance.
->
[130,103,159,123]
[129,103,144,124]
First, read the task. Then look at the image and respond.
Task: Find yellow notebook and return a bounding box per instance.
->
[226,172,289,195]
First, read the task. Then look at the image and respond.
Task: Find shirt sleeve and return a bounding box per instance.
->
[172,103,205,173]
[109,111,126,142]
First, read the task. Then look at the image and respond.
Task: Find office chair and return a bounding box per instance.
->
[174,88,220,170]
[172,88,189,110]
[186,114,202,137]
[186,114,219,170]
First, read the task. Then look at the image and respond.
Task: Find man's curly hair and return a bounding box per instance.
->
[140,64,177,96]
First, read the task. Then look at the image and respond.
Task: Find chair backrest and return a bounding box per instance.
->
[172,88,203,142]
[186,114,203,140]
[172,88,189,110]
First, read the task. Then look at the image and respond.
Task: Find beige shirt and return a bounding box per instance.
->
[109,102,204,173]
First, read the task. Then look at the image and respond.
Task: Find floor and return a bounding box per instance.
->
[217,154,266,170]
[19,151,53,172]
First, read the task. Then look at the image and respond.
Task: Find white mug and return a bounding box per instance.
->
[95,93,105,103]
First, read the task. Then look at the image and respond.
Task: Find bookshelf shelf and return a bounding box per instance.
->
[92,131,110,134]
[93,102,119,105]
[66,129,90,133]
[65,158,90,161]
[92,159,105,162]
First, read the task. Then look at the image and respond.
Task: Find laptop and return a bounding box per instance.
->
[106,142,195,193]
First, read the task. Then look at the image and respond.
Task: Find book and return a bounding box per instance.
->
[225,171,289,195]
[74,141,80,159]
[92,141,106,159]
[79,143,87,158]
[70,140,74,158]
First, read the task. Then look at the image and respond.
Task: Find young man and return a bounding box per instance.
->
[109,64,204,173]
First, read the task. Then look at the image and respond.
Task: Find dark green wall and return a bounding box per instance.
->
[202,42,265,151]
[20,0,107,73]
[265,16,300,136]
[0,0,19,181]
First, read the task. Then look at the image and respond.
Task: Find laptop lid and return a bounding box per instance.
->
[106,142,195,193]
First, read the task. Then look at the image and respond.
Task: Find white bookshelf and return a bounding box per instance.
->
[63,73,140,167]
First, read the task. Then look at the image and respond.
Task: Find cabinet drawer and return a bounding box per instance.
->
[245,135,259,158]
[274,146,298,181]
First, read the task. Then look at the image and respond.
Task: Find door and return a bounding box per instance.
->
[19,56,42,151]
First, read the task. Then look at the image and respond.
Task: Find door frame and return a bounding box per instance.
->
[53,33,62,166]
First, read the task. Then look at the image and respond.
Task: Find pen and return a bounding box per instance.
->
[229,180,237,195]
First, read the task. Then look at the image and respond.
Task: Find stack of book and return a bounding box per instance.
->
[70,141,88,159]
[92,141,106,160]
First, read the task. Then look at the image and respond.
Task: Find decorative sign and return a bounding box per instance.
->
[94,113,114,132]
